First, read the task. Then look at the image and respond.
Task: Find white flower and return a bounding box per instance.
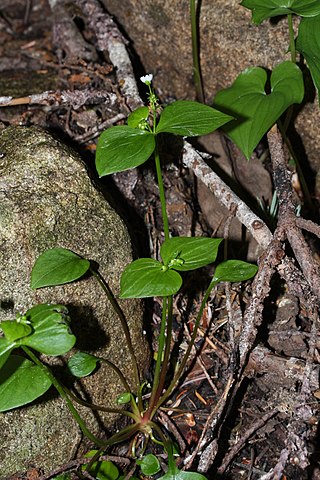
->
[140,74,153,84]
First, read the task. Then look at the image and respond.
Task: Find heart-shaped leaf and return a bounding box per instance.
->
[156,100,233,136]
[0,355,52,412]
[96,126,155,176]
[31,248,90,289]
[241,0,320,24]
[213,260,258,283]
[214,61,304,159]
[120,258,182,298]
[296,14,320,97]
[68,351,100,377]
[160,237,223,271]
[21,304,76,356]
[127,106,149,128]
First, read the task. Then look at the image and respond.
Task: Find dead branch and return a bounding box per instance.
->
[74,0,143,111]
[182,141,273,250]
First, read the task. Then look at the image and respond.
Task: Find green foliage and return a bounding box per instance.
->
[0,355,52,412]
[116,392,132,405]
[212,260,259,283]
[31,247,90,289]
[241,0,320,24]
[96,126,156,176]
[120,237,223,298]
[296,14,320,97]
[83,451,119,480]
[136,454,161,475]
[214,61,304,159]
[68,351,100,377]
[156,100,233,136]
[127,106,150,128]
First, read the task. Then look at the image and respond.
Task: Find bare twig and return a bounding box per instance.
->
[217,409,278,475]
[182,141,273,250]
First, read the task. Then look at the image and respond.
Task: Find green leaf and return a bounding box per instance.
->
[96,126,155,176]
[127,106,149,128]
[52,475,72,480]
[68,351,100,377]
[120,258,182,298]
[21,304,76,356]
[214,61,304,159]
[0,320,32,342]
[117,392,132,405]
[137,454,160,476]
[159,465,208,480]
[240,0,320,24]
[83,451,119,480]
[296,15,320,97]
[0,337,16,370]
[31,248,90,289]
[0,355,52,412]
[156,100,233,136]
[160,237,223,272]
[213,260,258,283]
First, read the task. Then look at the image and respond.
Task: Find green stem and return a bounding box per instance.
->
[153,278,217,413]
[190,0,205,103]
[99,357,132,393]
[22,346,107,447]
[148,296,168,412]
[154,141,170,241]
[65,388,136,420]
[90,268,141,390]
[287,14,296,64]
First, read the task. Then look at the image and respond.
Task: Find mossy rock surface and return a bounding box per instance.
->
[0,126,149,476]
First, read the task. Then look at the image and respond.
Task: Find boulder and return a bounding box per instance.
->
[0,126,148,476]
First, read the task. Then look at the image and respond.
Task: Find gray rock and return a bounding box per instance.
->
[0,126,149,476]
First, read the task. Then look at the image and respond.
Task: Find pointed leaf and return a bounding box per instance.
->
[214,61,304,159]
[96,126,155,176]
[127,106,149,128]
[296,15,320,97]
[213,260,258,283]
[31,248,90,289]
[0,355,52,412]
[21,304,76,355]
[160,237,223,271]
[68,351,100,377]
[120,258,182,298]
[241,0,320,24]
[156,100,233,136]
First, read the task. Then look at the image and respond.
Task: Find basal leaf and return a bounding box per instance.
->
[213,260,258,283]
[21,304,76,356]
[160,237,223,272]
[156,100,233,136]
[68,351,100,377]
[137,454,160,476]
[0,355,52,412]
[127,106,149,128]
[83,451,119,480]
[296,15,320,97]
[120,258,182,298]
[214,61,304,159]
[96,126,155,176]
[31,248,90,289]
[241,0,320,24]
